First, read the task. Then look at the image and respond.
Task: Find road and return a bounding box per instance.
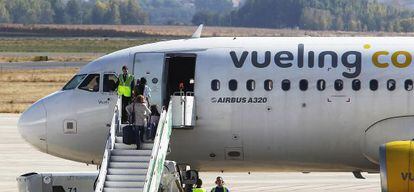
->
[0,52,100,69]
[0,114,380,192]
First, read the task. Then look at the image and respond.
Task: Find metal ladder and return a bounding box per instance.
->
[95,98,172,192]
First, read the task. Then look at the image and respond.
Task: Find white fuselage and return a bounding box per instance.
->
[18,37,414,172]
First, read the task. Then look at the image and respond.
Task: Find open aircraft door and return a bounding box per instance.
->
[133,53,165,108]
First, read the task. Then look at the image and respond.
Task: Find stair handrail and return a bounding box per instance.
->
[143,100,173,192]
[94,97,121,192]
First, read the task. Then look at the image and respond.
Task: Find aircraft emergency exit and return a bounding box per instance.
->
[17,37,414,190]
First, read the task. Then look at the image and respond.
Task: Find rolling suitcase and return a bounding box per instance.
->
[122,125,136,145]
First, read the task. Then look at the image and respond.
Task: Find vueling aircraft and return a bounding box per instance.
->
[17,35,414,191]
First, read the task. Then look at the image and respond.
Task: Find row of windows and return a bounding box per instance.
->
[211,79,414,92]
[63,74,118,92]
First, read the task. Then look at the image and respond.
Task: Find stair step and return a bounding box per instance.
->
[108,168,148,175]
[103,187,143,192]
[114,143,154,150]
[111,155,151,162]
[109,162,149,169]
[116,136,155,144]
[112,149,152,156]
[106,175,146,182]
[104,181,145,188]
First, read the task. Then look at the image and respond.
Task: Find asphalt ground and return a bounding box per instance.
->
[0,114,380,192]
[0,52,97,69]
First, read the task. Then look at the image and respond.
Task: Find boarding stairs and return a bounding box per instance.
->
[94,97,173,192]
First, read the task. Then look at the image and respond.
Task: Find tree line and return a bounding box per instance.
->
[193,0,414,32]
[0,0,148,25]
[3,0,414,32]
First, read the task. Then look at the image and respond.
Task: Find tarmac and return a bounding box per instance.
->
[0,114,381,192]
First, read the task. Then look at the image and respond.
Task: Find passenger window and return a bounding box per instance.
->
[387,79,396,91]
[316,79,325,91]
[229,79,237,91]
[281,79,290,91]
[334,79,344,91]
[405,80,413,91]
[62,74,87,90]
[211,79,220,91]
[103,74,118,92]
[78,74,100,92]
[352,79,361,91]
[299,79,308,91]
[246,79,255,91]
[370,79,378,91]
[264,80,273,91]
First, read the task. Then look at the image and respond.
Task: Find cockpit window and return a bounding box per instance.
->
[78,74,100,92]
[62,74,87,90]
[103,74,118,92]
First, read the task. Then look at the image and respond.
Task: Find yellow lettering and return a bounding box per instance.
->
[373,51,389,68]
[392,51,412,68]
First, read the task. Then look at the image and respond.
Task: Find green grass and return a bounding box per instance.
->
[0,38,160,53]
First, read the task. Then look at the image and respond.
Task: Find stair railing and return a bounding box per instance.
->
[94,97,121,192]
[143,100,173,192]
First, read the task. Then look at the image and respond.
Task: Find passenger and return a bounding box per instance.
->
[126,95,151,149]
[179,82,185,94]
[211,177,229,192]
[117,66,135,124]
[147,105,161,140]
[192,179,206,192]
[133,79,141,98]
[135,77,151,105]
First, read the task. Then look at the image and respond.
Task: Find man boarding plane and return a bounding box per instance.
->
[17,36,414,191]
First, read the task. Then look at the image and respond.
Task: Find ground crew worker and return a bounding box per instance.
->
[193,179,206,192]
[117,65,134,123]
[211,177,229,192]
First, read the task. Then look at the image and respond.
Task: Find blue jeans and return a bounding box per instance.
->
[133,126,145,149]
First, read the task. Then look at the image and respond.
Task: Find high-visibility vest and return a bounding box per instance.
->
[118,74,134,97]
[210,187,229,192]
[193,188,207,192]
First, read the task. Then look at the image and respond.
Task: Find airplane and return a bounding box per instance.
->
[17,35,414,190]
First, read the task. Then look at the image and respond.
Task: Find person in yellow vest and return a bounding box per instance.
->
[117,66,135,123]
[211,177,229,192]
[192,179,206,192]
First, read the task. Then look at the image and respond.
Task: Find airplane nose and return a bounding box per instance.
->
[18,100,47,152]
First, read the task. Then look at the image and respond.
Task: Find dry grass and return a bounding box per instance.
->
[0,55,97,63]
[3,24,414,38]
[0,68,79,113]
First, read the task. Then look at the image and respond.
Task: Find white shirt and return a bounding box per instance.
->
[144,85,151,99]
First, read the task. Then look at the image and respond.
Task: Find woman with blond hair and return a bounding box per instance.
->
[126,95,151,149]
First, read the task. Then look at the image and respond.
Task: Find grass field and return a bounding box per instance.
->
[0,68,79,113]
[0,38,159,53]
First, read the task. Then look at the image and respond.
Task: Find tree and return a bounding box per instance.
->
[65,0,82,24]
[50,0,66,23]
[6,0,31,24]
[0,0,10,23]
[38,1,54,24]
[105,0,121,24]
[194,0,233,14]
[120,0,148,25]
[91,0,108,24]
[400,18,414,32]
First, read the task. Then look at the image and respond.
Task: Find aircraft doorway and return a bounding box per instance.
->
[164,54,196,106]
